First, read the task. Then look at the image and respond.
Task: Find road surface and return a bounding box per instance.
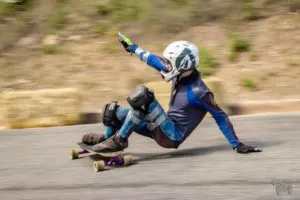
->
[0,113,299,200]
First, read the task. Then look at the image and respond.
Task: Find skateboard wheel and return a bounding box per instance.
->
[69,149,79,160]
[93,161,105,172]
[123,155,133,166]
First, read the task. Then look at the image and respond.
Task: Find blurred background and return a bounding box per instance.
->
[0,0,299,126]
[1,2,299,198]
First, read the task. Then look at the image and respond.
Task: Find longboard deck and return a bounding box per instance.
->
[77,142,124,158]
[70,142,133,172]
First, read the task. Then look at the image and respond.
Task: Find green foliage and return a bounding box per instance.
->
[169,0,187,7]
[230,33,250,53]
[0,2,12,18]
[41,44,58,54]
[228,51,238,62]
[111,1,141,22]
[48,9,67,32]
[14,0,34,10]
[240,78,257,89]
[93,22,108,35]
[94,0,142,22]
[95,3,114,16]
[46,0,68,33]
[241,0,262,21]
[228,33,250,62]
[0,0,34,19]
[57,0,68,4]
[198,47,218,76]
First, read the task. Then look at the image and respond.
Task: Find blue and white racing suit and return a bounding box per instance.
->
[103,45,240,149]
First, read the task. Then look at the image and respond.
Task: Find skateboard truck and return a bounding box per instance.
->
[69,143,133,172]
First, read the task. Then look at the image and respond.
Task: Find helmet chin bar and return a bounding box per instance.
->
[160,68,181,82]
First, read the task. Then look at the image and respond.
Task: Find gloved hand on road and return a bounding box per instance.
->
[118,32,138,53]
[234,143,262,153]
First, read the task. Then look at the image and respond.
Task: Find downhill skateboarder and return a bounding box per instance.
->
[82,33,262,154]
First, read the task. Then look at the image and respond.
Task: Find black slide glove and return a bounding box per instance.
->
[235,143,262,153]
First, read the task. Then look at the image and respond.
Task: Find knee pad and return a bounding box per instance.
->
[101,101,121,127]
[127,85,155,114]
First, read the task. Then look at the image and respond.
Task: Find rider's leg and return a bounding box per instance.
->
[92,108,145,152]
[142,99,184,148]
[92,85,153,152]
[103,106,129,139]
[115,98,184,148]
[82,101,152,146]
[82,102,127,145]
[103,106,153,139]
[92,85,183,152]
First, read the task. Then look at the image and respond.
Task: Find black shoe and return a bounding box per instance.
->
[92,134,128,153]
[82,133,105,145]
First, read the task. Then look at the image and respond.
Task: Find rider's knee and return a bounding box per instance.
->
[127,85,155,114]
[101,101,122,128]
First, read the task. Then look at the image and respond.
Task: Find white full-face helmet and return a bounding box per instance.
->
[161,41,199,82]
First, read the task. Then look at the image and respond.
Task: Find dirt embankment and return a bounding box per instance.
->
[0,0,299,110]
[0,0,54,53]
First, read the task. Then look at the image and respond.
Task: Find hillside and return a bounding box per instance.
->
[0,0,299,108]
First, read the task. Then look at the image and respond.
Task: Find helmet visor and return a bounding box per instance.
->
[166,60,172,71]
[160,57,172,72]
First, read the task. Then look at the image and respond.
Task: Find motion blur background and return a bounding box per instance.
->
[0,0,299,127]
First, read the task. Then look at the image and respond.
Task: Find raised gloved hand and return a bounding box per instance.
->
[234,143,262,153]
[118,32,138,53]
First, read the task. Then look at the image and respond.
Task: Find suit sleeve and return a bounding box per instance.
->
[197,92,240,148]
[132,45,168,72]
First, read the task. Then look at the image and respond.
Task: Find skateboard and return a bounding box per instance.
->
[69,142,133,172]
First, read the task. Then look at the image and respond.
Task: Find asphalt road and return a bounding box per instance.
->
[0,113,299,200]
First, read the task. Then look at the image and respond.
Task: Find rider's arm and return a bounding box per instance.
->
[131,45,168,72]
[192,92,240,148]
[118,32,168,72]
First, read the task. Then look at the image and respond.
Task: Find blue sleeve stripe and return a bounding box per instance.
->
[187,86,240,148]
[133,46,167,72]
[147,54,167,72]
